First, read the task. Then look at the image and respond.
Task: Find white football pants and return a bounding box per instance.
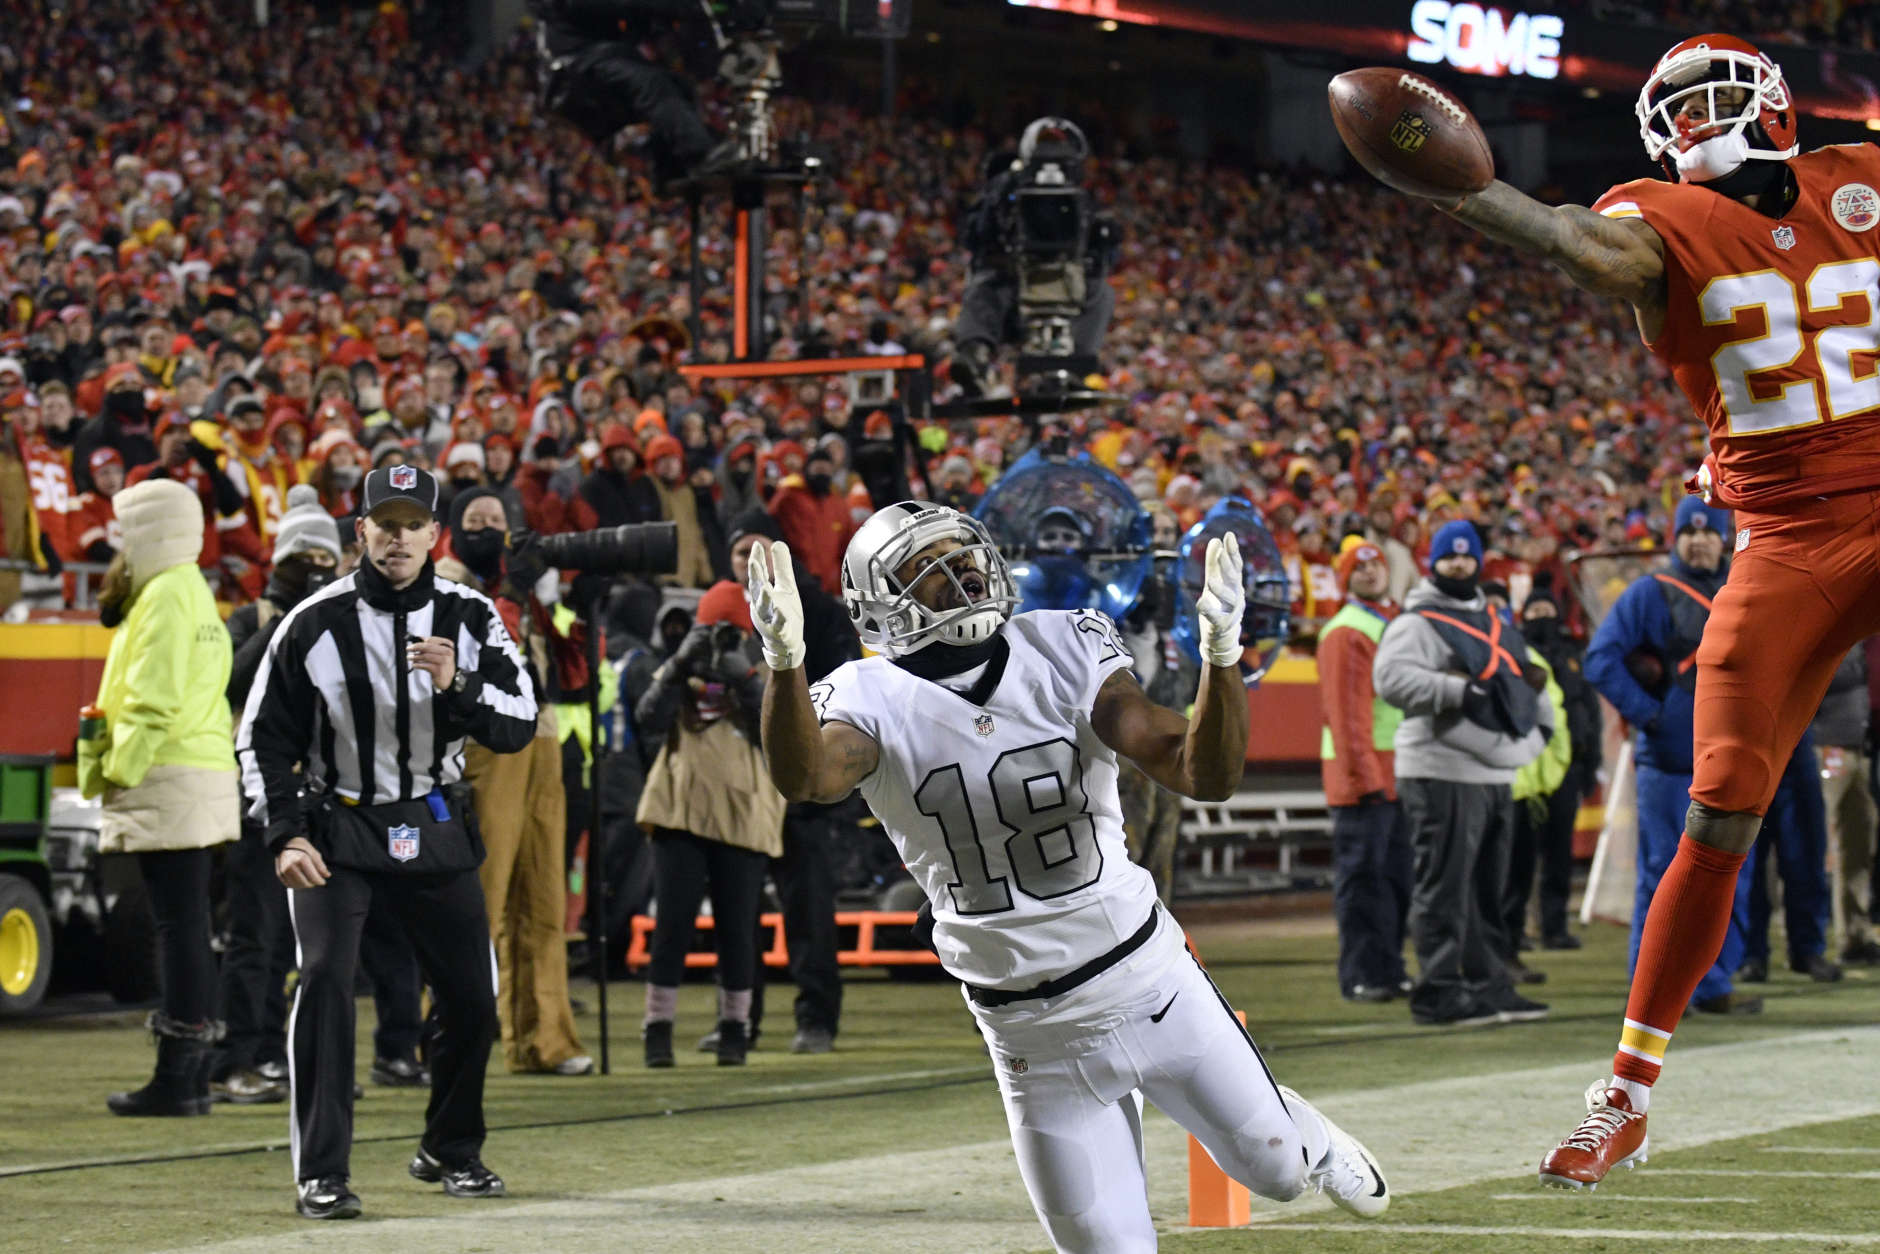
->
[968,910,1330,1254]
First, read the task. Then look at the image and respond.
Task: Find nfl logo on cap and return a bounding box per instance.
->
[390,465,417,490]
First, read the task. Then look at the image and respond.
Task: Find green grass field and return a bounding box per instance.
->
[4,914,1877,1253]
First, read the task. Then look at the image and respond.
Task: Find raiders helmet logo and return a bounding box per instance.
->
[389,465,418,490]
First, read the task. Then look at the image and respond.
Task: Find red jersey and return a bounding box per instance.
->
[1595,144,1880,510]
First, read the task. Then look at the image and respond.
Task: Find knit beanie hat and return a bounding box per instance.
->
[726,507,785,550]
[272,484,344,565]
[116,478,204,593]
[695,579,754,632]
[1429,519,1483,567]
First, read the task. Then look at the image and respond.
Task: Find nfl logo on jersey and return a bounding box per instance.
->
[974,713,995,737]
[1772,224,1797,251]
[388,824,420,862]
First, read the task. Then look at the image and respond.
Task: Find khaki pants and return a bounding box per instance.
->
[465,736,585,1072]
[1820,745,1877,950]
[1119,763,1182,906]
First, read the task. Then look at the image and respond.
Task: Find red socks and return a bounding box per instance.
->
[1612,835,1748,1088]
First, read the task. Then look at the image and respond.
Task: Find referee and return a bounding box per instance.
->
[236,465,538,1221]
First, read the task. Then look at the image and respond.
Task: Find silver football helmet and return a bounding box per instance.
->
[841,502,1019,658]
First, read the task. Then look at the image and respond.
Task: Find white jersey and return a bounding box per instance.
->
[812,609,1160,989]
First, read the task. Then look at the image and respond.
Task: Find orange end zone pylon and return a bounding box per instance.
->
[1185,930,1251,1228]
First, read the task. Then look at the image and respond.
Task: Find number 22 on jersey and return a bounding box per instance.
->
[1705,258,1880,434]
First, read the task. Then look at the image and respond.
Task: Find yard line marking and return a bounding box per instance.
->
[1263,1223,1880,1245]
[1649,1168,1880,1179]
[1762,1145,1880,1155]
[157,1024,1880,1254]
[1488,1192,1755,1204]
[751,1064,988,1094]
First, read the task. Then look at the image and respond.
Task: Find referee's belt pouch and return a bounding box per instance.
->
[311,789,483,874]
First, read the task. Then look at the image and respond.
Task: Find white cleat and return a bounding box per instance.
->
[1281,1085,1391,1219]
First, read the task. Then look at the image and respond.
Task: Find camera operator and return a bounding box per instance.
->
[237,466,537,1220]
[531,0,753,184]
[437,486,594,1077]
[951,118,1119,398]
[634,579,785,1068]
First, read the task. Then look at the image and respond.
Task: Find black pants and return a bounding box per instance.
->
[287,866,496,1183]
[217,830,292,1074]
[139,848,217,1025]
[1503,766,1587,946]
[1330,798,1412,995]
[772,805,844,1035]
[360,898,424,1064]
[1400,777,1516,1018]
[647,830,767,991]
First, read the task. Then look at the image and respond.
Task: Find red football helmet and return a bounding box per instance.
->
[1636,33,1798,182]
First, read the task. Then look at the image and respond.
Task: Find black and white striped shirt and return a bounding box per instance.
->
[236,556,538,851]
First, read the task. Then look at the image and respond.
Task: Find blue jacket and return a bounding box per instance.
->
[1585,555,1727,774]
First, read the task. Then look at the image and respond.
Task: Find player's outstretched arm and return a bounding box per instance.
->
[745,537,880,804]
[1440,180,1667,319]
[1092,534,1249,802]
[1092,663,1248,803]
[759,667,879,804]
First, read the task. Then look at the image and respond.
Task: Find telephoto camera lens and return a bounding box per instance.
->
[531,522,679,575]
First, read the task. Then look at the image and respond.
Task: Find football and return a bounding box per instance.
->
[1327,67,1495,200]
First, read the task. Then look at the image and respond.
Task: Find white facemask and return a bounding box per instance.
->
[1676,132,1751,183]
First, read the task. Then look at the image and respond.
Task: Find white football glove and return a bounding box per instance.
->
[745,539,806,671]
[1194,533,1247,669]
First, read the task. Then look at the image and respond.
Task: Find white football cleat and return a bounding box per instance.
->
[1280,1085,1391,1219]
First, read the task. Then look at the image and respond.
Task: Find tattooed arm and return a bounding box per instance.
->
[1440,180,1668,338]
[760,665,880,804]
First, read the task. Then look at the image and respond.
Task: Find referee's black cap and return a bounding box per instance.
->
[362,464,440,520]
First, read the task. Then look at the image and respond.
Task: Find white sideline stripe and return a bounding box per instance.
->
[1264,1223,1880,1245]
[1763,1145,1880,1155]
[749,1064,987,1094]
[1651,1168,1880,1179]
[1489,1193,1756,1204]
[159,1025,1880,1254]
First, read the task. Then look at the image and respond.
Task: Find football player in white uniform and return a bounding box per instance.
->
[745,502,1389,1253]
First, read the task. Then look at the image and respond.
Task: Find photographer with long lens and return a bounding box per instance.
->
[634,579,785,1068]
[951,118,1119,398]
[531,0,757,184]
[437,487,595,1077]
[237,466,538,1220]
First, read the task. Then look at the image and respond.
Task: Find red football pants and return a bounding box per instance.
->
[1691,490,1880,817]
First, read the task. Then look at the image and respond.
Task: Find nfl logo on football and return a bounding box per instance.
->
[388,823,420,862]
[389,465,418,490]
[974,713,995,737]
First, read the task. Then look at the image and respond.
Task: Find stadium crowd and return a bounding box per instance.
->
[0,0,1706,643]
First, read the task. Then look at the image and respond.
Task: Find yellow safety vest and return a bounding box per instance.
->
[1319,601,1403,759]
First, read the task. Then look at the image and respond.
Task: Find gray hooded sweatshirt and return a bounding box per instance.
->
[1371,576,1552,784]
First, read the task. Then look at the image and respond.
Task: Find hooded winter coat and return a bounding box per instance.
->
[1371,576,1552,784]
[82,478,239,853]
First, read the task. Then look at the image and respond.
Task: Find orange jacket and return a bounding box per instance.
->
[1317,600,1397,806]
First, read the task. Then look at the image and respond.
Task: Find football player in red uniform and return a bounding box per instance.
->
[1381,34,1880,1188]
